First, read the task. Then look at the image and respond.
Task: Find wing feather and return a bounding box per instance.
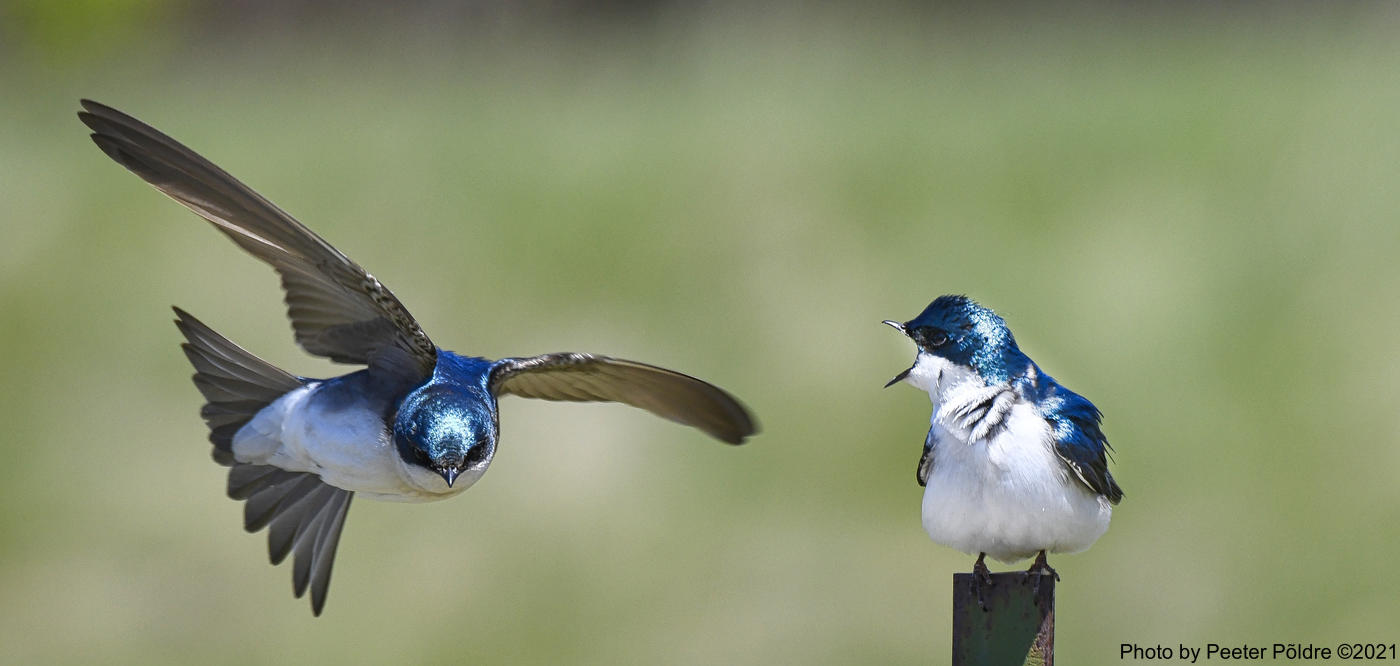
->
[1026,377,1123,504]
[489,353,756,445]
[79,100,435,382]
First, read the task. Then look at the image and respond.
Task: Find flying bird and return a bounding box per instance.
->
[883,295,1121,580]
[79,100,757,615]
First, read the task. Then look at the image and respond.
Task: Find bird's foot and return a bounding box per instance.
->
[1025,550,1058,600]
[1025,550,1059,581]
[972,553,993,611]
[973,552,993,585]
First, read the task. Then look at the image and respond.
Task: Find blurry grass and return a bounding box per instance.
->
[4,4,1400,664]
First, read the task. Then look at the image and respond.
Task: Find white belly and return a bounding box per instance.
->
[907,354,1112,562]
[231,383,472,502]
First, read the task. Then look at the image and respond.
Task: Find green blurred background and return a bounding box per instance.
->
[3,2,1398,663]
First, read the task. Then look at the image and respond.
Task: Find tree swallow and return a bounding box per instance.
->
[78,100,758,615]
[883,295,1121,580]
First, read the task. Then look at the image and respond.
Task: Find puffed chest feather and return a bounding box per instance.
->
[905,353,1112,561]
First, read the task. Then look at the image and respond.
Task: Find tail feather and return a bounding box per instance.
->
[172,307,354,616]
[173,307,303,462]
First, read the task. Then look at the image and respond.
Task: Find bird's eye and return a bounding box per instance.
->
[914,327,949,348]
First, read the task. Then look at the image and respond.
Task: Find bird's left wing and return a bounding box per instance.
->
[78,100,436,383]
[1043,389,1123,504]
[488,353,757,444]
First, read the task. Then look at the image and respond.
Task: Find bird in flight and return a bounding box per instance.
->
[79,99,757,615]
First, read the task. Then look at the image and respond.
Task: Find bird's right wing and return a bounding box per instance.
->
[916,427,935,486]
[79,100,436,383]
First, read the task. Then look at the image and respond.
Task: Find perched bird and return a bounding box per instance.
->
[883,295,1121,579]
[79,100,757,615]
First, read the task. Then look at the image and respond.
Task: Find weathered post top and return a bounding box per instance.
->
[952,572,1055,666]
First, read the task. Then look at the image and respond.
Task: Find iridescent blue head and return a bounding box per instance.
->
[883,295,1029,385]
[392,354,499,489]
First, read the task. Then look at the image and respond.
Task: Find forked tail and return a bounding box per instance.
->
[172,307,352,616]
[172,307,303,464]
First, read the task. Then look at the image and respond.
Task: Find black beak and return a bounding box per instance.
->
[884,366,913,389]
[882,320,913,388]
[438,467,460,488]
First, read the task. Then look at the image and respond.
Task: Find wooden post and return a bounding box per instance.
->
[952,572,1055,666]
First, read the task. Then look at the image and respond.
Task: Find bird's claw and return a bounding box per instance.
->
[973,552,994,585]
[1025,550,1059,601]
[972,552,993,611]
[1025,550,1059,581]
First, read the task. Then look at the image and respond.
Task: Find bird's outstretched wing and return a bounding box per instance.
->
[488,353,757,444]
[79,100,436,383]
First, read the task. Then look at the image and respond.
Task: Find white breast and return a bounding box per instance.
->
[231,383,471,502]
[903,353,1112,562]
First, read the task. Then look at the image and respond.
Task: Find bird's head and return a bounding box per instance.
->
[392,383,498,491]
[883,295,1025,389]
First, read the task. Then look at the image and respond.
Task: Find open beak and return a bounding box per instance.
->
[884,366,913,388]
[882,320,913,388]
